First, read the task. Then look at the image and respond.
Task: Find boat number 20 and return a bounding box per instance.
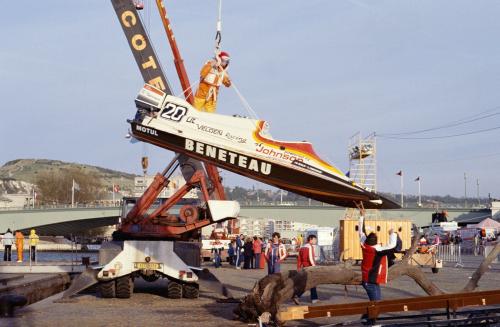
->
[160,103,187,122]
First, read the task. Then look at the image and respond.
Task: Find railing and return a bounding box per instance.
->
[435,244,463,267]
[0,203,121,211]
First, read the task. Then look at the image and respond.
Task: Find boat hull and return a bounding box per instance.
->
[131,121,400,209]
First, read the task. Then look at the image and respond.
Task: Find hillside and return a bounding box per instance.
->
[0,178,34,195]
[0,159,137,193]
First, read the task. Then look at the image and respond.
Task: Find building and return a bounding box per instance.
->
[233,218,318,240]
[268,220,318,239]
[238,218,267,237]
[492,201,500,219]
[133,174,197,199]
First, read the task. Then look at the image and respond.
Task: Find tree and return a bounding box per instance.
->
[36,168,103,204]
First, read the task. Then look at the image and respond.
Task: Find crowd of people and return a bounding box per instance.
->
[0,228,39,262]
[211,232,301,273]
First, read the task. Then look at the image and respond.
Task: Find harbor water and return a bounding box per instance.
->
[0,251,98,263]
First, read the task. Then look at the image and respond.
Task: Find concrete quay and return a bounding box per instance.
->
[0,273,70,307]
[0,262,87,274]
[0,242,82,252]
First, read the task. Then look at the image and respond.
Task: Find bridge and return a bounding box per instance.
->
[0,205,490,236]
[0,207,120,235]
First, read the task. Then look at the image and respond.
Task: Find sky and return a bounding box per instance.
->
[1,0,499,198]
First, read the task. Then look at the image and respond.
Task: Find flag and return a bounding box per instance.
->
[345,171,350,178]
[113,184,120,193]
[396,170,403,176]
[73,179,80,191]
[415,176,420,182]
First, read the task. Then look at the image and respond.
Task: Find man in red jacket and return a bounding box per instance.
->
[294,234,319,304]
[358,205,397,301]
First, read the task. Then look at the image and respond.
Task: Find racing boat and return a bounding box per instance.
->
[130,84,400,209]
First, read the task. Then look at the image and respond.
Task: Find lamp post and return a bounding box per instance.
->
[464,173,467,208]
[415,176,421,207]
[397,170,403,207]
[476,178,480,207]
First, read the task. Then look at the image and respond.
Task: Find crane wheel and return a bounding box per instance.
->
[116,276,134,298]
[99,280,116,298]
[183,284,199,299]
[167,281,183,299]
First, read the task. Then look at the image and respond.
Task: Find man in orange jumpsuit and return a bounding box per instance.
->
[15,230,24,263]
[193,51,231,113]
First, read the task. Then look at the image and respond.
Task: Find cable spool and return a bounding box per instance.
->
[179,205,199,224]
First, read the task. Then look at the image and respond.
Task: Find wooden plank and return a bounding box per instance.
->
[276,306,309,321]
[279,289,500,321]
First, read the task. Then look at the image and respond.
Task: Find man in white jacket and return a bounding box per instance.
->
[2,228,14,261]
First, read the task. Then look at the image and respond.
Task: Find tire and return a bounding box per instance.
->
[432,267,439,274]
[115,276,134,298]
[183,283,199,299]
[167,281,183,299]
[100,280,116,298]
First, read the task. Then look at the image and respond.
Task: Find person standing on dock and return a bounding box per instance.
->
[252,236,262,269]
[357,203,397,301]
[243,237,254,269]
[2,229,14,261]
[228,240,235,265]
[295,234,320,304]
[235,234,244,269]
[29,229,39,262]
[15,231,24,263]
[297,234,303,247]
[264,232,287,275]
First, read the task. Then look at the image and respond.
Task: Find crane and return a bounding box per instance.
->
[63,0,398,301]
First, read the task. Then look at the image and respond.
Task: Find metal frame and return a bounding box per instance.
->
[345,132,379,220]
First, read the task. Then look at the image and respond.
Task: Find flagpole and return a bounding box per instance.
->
[71,179,75,208]
[400,172,404,208]
[418,178,421,207]
[112,184,115,206]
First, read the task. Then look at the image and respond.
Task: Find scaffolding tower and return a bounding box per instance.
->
[344,132,380,220]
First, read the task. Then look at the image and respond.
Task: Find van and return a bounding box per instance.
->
[305,227,337,262]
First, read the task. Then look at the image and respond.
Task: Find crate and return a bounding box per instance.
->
[339,219,412,261]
